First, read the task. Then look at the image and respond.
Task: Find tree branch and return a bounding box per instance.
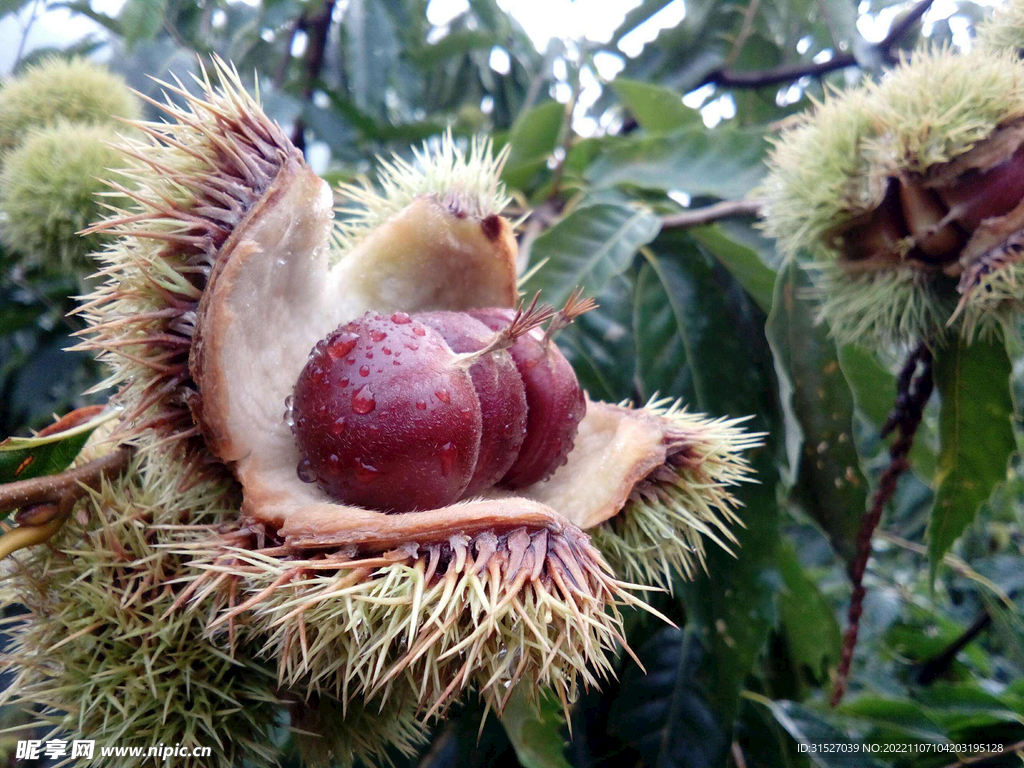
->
[661,198,765,229]
[290,0,337,152]
[914,610,991,685]
[831,341,934,707]
[942,740,1024,768]
[702,0,934,90]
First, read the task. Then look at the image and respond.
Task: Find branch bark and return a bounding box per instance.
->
[702,0,934,90]
[914,610,992,685]
[661,198,765,229]
[942,740,1024,768]
[290,0,337,152]
[830,341,934,707]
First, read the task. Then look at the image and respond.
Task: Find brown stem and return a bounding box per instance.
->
[273,16,304,90]
[0,448,132,515]
[699,0,934,90]
[661,198,766,229]
[290,0,337,152]
[830,341,933,707]
[914,610,991,685]
[942,740,1024,768]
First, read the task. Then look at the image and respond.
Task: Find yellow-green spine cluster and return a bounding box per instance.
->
[761,46,1024,346]
[0,58,140,271]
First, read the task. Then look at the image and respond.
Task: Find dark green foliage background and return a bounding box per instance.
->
[1,0,1022,766]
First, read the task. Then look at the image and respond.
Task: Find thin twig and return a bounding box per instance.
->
[914,610,991,685]
[701,0,934,90]
[725,0,762,70]
[273,15,304,90]
[731,741,748,768]
[942,740,1024,768]
[831,341,934,707]
[661,198,766,229]
[290,0,337,152]
[0,448,131,515]
[879,531,1015,611]
[12,0,42,71]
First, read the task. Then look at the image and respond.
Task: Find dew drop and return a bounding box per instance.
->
[416,400,427,410]
[405,343,419,352]
[284,395,294,409]
[327,332,359,360]
[435,389,450,404]
[439,442,458,476]
[346,357,356,365]
[391,311,411,324]
[354,458,380,483]
[382,346,392,355]
[366,351,373,359]
[413,326,426,337]
[370,330,387,342]
[337,377,349,387]
[329,453,340,469]
[297,459,316,483]
[359,365,370,377]
[330,416,347,435]
[352,385,376,414]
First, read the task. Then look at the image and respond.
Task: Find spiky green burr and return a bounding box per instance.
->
[0,123,128,270]
[0,57,139,155]
[0,458,284,768]
[976,0,1024,56]
[590,400,761,588]
[761,46,1024,345]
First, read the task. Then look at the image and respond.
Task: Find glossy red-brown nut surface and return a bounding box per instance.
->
[291,311,482,513]
[470,307,585,489]
[939,145,1024,232]
[415,310,528,496]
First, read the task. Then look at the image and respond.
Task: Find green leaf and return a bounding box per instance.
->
[838,697,949,744]
[344,0,399,117]
[119,0,166,47]
[0,409,114,486]
[766,260,867,564]
[611,78,699,133]
[500,689,571,768]
[558,274,637,403]
[55,0,122,34]
[611,0,675,44]
[691,224,776,314]
[778,541,841,682]
[0,0,32,19]
[586,126,767,200]
[607,627,725,768]
[501,101,565,190]
[639,231,783,731]
[410,30,500,65]
[915,683,1024,730]
[928,337,1015,570]
[750,696,887,768]
[634,255,696,402]
[521,203,660,308]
